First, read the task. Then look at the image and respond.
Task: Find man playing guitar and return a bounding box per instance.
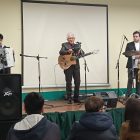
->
[59,33,84,104]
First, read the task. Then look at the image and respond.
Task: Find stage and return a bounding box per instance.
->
[44,100,124,112]
[22,100,124,114]
[43,100,124,140]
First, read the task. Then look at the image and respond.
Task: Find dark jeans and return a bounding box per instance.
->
[0,68,10,74]
[64,65,80,100]
[126,68,140,96]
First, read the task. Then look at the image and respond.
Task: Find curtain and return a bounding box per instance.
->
[44,108,124,140]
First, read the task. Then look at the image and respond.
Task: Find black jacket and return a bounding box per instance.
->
[125,41,136,68]
[6,116,60,140]
[67,112,118,140]
[59,42,84,69]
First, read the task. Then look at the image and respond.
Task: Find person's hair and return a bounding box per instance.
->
[67,32,75,38]
[133,31,140,37]
[0,34,3,40]
[24,92,44,115]
[125,98,140,131]
[85,96,104,112]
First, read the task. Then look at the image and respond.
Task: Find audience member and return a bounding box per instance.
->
[120,98,140,140]
[6,92,60,140]
[67,96,118,140]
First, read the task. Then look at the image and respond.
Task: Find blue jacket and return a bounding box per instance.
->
[68,112,118,140]
[6,115,60,140]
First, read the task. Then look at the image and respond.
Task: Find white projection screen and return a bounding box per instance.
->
[22,1,109,88]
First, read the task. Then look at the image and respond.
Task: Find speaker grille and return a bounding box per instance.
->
[0,74,22,121]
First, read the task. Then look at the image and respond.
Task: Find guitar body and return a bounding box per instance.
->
[58,54,76,70]
[58,50,99,70]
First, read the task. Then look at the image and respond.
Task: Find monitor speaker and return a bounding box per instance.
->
[93,91,118,108]
[0,74,22,121]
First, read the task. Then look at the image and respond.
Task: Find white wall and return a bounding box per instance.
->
[0,0,21,74]
[1,0,140,92]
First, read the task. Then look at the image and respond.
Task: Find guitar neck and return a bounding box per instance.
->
[78,52,93,58]
[84,52,93,57]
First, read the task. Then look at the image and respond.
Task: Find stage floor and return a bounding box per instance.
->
[22,100,124,114]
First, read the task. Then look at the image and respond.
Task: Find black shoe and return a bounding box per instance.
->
[68,98,72,104]
[73,99,81,103]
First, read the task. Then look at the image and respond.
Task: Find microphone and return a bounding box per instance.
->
[20,54,25,57]
[76,42,81,44]
[124,35,128,41]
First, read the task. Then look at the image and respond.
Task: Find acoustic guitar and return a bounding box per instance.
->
[58,50,99,70]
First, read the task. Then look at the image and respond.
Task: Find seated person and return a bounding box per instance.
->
[6,92,60,140]
[120,98,140,140]
[67,96,118,140]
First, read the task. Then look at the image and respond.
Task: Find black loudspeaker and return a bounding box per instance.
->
[0,121,17,140]
[93,91,118,108]
[0,74,22,121]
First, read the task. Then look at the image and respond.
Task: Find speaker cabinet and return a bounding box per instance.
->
[0,74,22,121]
[0,121,17,140]
[93,91,118,108]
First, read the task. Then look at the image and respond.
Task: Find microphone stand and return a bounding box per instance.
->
[115,36,127,97]
[20,54,48,93]
[20,54,54,107]
[83,56,89,98]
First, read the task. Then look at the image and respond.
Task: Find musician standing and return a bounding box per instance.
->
[59,33,84,104]
[0,33,14,74]
[125,31,140,98]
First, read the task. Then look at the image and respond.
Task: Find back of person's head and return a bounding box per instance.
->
[125,98,140,131]
[85,96,104,112]
[24,92,44,115]
[0,34,3,40]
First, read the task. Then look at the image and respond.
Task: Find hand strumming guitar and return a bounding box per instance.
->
[67,49,73,54]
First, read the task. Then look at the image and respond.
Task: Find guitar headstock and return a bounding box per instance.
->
[82,50,99,58]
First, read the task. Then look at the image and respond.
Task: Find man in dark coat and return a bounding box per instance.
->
[67,96,118,140]
[59,32,84,104]
[6,92,60,140]
[124,31,140,98]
